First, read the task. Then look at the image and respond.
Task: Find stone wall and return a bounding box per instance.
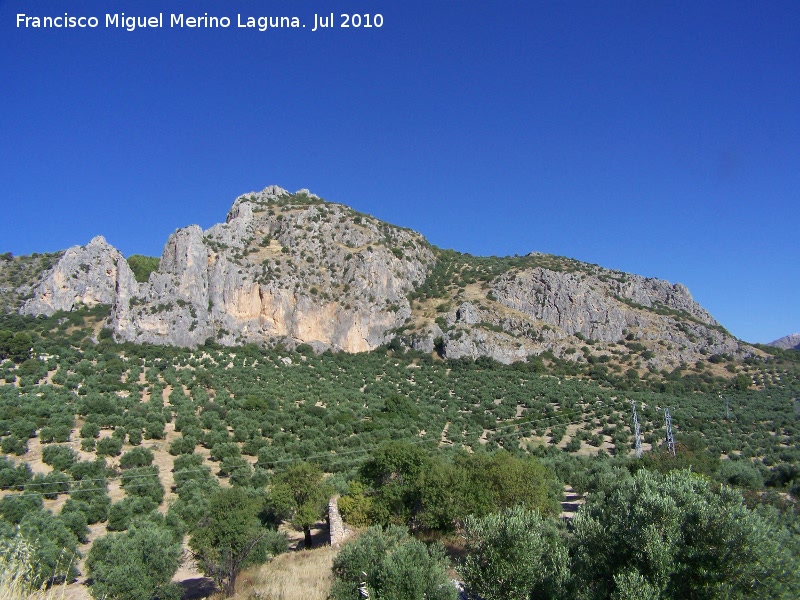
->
[328,495,351,548]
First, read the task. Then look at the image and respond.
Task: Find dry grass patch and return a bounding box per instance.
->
[0,539,77,600]
[243,547,336,600]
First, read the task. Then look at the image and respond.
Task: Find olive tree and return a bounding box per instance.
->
[86,523,181,600]
[459,506,569,600]
[331,525,456,600]
[270,462,332,548]
[571,469,800,599]
[189,487,287,597]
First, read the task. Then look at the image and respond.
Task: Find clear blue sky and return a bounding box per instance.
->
[1,1,798,344]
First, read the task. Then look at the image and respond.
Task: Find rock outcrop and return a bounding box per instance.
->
[16,185,750,368]
[21,236,133,316]
[433,264,742,367]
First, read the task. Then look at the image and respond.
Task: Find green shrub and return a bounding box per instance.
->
[10,510,81,586]
[42,445,78,472]
[96,436,123,457]
[119,447,154,469]
[120,466,164,504]
[126,255,160,283]
[331,525,456,600]
[571,469,799,599]
[0,494,43,525]
[459,506,569,600]
[87,523,181,600]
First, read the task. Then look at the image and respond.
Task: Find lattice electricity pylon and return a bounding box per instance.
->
[359,572,370,599]
[631,400,642,458]
[665,408,676,457]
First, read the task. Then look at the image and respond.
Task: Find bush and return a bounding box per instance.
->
[459,506,569,600]
[96,436,123,457]
[70,458,108,481]
[718,459,764,489]
[28,471,70,500]
[42,446,78,471]
[80,421,101,439]
[87,523,181,600]
[210,441,241,462]
[15,510,81,586]
[338,481,373,528]
[126,255,160,283]
[144,419,165,440]
[120,466,164,504]
[127,428,143,445]
[70,480,112,524]
[119,447,154,469]
[331,525,456,600]
[59,508,90,543]
[570,468,799,599]
[107,496,160,532]
[1,437,27,456]
[169,435,198,456]
[0,494,43,525]
[0,458,32,490]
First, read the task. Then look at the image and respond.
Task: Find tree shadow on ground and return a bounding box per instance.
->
[178,577,217,600]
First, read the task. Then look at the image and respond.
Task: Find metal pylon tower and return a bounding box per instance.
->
[359,572,370,599]
[665,408,676,457]
[631,400,642,458]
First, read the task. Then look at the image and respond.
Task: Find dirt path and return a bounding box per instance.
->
[560,484,585,519]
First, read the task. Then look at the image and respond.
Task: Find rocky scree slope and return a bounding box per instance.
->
[17,186,749,367]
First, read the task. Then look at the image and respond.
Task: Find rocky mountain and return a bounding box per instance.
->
[15,185,751,368]
[22,187,433,352]
[768,334,800,351]
[0,250,63,314]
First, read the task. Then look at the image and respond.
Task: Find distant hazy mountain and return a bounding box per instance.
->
[768,334,800,350]
[7,185,750,369]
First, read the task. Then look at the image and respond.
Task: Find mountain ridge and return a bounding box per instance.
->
[768,333,800,351]
[12,185,751,369]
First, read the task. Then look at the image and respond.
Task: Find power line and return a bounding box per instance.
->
[2,411,603,499]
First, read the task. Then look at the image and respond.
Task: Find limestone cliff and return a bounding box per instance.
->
[21,236,130,315]
[109,186,433,351]
[430,265,741,368]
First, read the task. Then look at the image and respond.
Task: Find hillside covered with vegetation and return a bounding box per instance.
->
[0,303,797,598]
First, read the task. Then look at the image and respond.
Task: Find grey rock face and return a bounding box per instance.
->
[492,269,628,341]
[442,328,530,364]
[768,333,800,350]
[21,236,130,316]
[452,302,480,325]
[436,265,743,367]
[490,268,720,342]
